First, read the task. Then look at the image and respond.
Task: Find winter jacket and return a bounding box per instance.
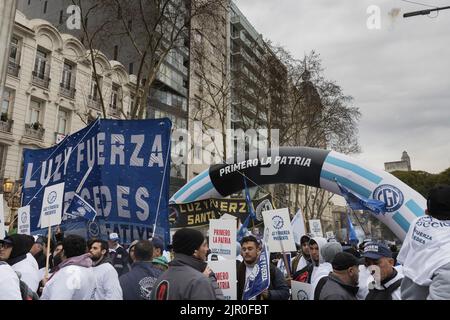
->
[0,262,22,300]
[401,262,450,300]
[151,253,221,300]
[292,237,327,284]
[40,253,95,300]
[9,253,40,293]
[365,268,403,300]
[318,273,358,300]
[119,261,162,300]
[109,245,129,276]
[237,261,290,300]
[93,256,123,300]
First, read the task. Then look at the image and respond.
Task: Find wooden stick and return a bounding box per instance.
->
[44,225,52,279]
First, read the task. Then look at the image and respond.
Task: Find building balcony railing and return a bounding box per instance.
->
[59,83,76,99]
[24,123,45,140]
[32,70,50,89]
[0,119,13,133]
[87,95,102,111]
[7,61,20,77]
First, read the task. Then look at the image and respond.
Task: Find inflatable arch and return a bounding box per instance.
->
[170,147,426,241]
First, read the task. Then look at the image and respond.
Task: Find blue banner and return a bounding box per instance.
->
[242,242,271,300]
[346,212,359,244]
[22,119,172,245]
[66,194,97,221]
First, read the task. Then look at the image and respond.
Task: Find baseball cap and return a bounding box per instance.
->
[427,185,450,218]
[332,252,361,271]
[0,238,13,246]
[150,236,164,250]
[109,232,120,242]
[362,242,392,260]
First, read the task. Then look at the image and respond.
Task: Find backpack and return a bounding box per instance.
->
[19,280,39,300]
[365,279,403,300]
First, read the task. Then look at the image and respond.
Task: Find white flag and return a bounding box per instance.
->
[291,209,306,245]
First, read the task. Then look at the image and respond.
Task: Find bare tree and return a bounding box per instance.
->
[71,0,225,119]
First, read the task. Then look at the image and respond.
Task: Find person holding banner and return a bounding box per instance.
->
[398,185,450,300]
[237,236,289,300]
[151,228,223,300]
[0,234,40,293]
[41,235,96,300]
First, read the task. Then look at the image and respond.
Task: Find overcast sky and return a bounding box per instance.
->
[234,0,450,174]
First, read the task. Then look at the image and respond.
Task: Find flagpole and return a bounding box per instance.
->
[44,216,52,279]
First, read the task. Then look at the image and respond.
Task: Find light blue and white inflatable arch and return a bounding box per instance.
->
[170,147,426,241]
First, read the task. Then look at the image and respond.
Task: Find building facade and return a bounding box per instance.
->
[1,10,134,224]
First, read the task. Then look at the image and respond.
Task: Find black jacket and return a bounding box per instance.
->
[109,246,129,277]
[119,261,162,300]
[237,261,290,300]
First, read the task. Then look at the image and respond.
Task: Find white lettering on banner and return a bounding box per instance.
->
[219,156,312,177]
[23,134,166,189]
[62,185,152,223]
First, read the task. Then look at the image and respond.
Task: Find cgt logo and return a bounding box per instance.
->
[373,184,404,212]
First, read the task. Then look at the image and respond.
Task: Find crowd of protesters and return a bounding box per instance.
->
[0,184,449,300]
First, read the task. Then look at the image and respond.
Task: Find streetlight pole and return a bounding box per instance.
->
[403,5,450,18]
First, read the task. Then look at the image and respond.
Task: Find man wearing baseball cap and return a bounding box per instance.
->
[363,242,403,300]
[108,232,129,276]
[398,184,450,300]
[317,252,360,300]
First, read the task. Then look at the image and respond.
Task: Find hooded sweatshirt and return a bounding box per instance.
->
[311,242,343,296]
[398,216,450,299]
[119,260,162,300]
[293,237,327,284]
[92,256,123,300]
[41,253,95,300]
[6,234,40,293]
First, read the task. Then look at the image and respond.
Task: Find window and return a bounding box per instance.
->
[111,84,119,108]
[61,62,74,89]
[44,1,48,14]
[113,45,118,60]
[128,62,134,75]
[2,89,13,117]
[34,48,48,78]
[9,38,18,63]
[29,100,42,124]
[57,109,68,134]
[90,75,102,100]
[0,145,7,175]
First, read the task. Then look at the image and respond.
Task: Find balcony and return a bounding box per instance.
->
[24,123,45,140]
[87,95,102,111]
[0,119,13,133]
[59,83,76,99]
[7,61,20,77]
[32,70,50,89]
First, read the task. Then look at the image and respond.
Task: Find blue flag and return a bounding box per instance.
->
[347,212,359,244]
[66,194,97,221]
[237,176,256,242]
[335,179,386,214]
[242,241,270,300]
